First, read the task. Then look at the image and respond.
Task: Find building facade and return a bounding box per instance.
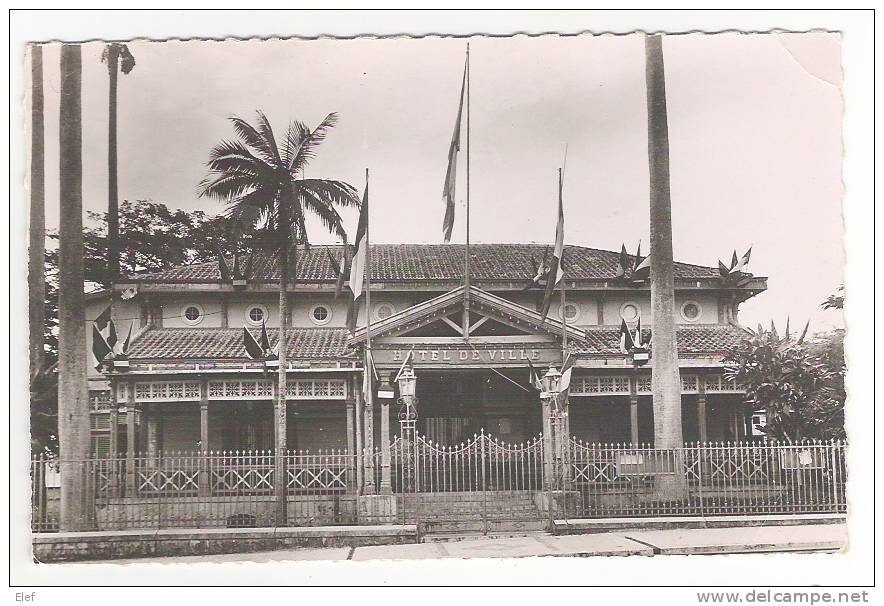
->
[84,243,766,460]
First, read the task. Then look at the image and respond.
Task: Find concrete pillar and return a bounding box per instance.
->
[146,405,160,465]
[363,382,376,495]
[199,378,210,496]
[109,381,120,496]
[354,376,364,495]
[380,400,392,494]
[629,376,640,445]
[697,376,708,443]
[125,379,138,495]
[345,396,356,492]
[541,395,553,490]
[220,296,229,328]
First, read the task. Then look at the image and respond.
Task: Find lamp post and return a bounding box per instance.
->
[540,367,561,492]
[397,366,418,492]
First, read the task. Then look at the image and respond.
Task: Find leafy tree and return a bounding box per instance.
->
[724,322,845,442]
[34,201,242,455]
[822,284,845,311]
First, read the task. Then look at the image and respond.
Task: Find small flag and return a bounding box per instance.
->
[347,182,369,332]
[259,320,272,354]
[527,359,543,393]
[442,60,467,243]
[394,348,415,384]
[243,327,263,360]
[524,247,550,291]
[121,322,134,354]
[217,249,231,282]
[732,246,752,274]
[619,319,635,354]
[363,349,379,397]
[540,173,565,321]
[91,324,112,371]
[632,254,650,282]
[327,246,349,299]
[557,353,575,409]
[616,244,629,279]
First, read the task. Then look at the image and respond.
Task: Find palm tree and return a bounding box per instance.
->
[100,43,135,283]
[58,44,92,530]
[29,45,45,383]
[646,35,685,497]
[200,111,359,524]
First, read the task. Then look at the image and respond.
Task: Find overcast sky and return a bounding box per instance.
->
[33,32,844,330]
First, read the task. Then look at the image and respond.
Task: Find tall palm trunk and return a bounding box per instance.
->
[58,44,92,530]
[29,45,45,382]
[274,201,290,525]
[646,35,685,496]
[106,45,120,284]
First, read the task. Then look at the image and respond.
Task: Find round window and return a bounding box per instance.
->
[311,304,331,325]
[374,303,395,321]
[246,305,267,326]
[182,305,203,325]
[681,301,702,323]
[560,302,579,322]
[620,302,641,323]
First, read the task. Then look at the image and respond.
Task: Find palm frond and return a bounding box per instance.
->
[225,187,277,230]
[298,179,361,208]
[254,110,283,166]
[289,113,340,173]
[229,115,281,167]
[199,172,262,202]
[282,121,311,169]
[299,190,348,241]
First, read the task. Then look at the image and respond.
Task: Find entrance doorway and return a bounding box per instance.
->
[414,369,541,445]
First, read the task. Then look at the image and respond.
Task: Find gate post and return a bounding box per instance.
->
[397,368,418,529]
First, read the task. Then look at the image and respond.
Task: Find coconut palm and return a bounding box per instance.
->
[199,111,359,523]
[646,35,686,500]
[100,43,135,283]
[29,45,45,382]
[58,44,92,530]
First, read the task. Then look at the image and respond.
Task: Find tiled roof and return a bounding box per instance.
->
[124,244,721,284]
[127,327,351,361]
[578,324,749,356]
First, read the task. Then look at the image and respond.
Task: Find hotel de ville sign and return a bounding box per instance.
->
[371,345,563,367]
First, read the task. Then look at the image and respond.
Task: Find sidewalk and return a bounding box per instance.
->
[78,522,846,564]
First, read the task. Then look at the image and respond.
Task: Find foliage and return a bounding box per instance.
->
[822,285,845,311]
[35,201,242,455]
[724,323,846,442]
[198,111,360,249]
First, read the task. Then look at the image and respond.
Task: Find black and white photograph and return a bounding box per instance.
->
[9,8,876,596]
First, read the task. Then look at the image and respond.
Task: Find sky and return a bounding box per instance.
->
[32,32,845,331]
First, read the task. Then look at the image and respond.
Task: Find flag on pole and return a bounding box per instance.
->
[347,182,370,332]
[94,306,118,350]
[619,319,635,354]
[732,246,752,273]
[527,359,544,393]
[394,348,415,384]
[326,246,349,299]
[121,322,133,354]
[259,320,272,354]
[442,61,467,243]
[557,353,574,409]
[363,349,379,398]
[540,175,565,321]
[91,324,112,370]
[243,327,263,360]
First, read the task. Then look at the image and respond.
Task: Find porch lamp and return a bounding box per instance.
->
[397,365,418,422]
[541,367,561,400]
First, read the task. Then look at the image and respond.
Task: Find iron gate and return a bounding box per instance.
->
[392,430,549,535]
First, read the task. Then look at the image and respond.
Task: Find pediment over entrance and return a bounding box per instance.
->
[349,286,586,345]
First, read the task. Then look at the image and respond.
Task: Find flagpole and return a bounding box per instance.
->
[559,168,567,360]
[365,167,372,355]
[463,43,471,341]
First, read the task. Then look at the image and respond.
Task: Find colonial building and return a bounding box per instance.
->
[84,243,766,458]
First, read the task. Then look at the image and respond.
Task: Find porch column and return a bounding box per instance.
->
[345,394,356,492]
[363,379,376,495]
[354,376,364,494]
[380,399,392,494]
[146,405,160,465]
[697,375,708,443]
[629,376,640,445]
[541,394,553,490]
[108,380,120,496]
[199,378,210,496]
[125,379,138,495]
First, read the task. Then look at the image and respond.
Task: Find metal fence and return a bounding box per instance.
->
[32,439,847,533]
[564,439,847,518]
[31,448,358,531]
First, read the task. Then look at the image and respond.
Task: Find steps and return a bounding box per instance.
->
[397,491,549,536]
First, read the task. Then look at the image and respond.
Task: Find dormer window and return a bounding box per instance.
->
[246,305,268,326]
[182,304,204,326]
[619,302,641,323]
[311,304,332,326]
